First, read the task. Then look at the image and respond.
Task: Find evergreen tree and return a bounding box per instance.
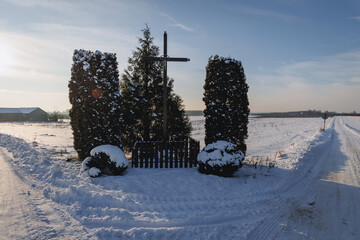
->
[203,55,249,153]
[69,50,122,160]
[120,25,191,150]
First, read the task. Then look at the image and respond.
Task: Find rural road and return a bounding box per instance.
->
[0,148,83,240]
[0,149,31,239]
[251,117,360,240]
[308,117,360,239]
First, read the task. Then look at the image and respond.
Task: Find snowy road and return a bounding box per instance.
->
[1,117,360,239]
[249,117,360,239]
[0,148,85,240]
[309,117,360,239]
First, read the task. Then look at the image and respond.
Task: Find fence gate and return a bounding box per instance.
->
[132,138,200,168]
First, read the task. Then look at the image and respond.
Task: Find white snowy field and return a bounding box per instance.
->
[1,116,360,239]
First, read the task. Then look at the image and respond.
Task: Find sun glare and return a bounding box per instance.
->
[0,41,17,75]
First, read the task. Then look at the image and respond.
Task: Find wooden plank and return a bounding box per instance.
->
[148,141,151,168]
[135,145,139,168]
[189,138,193,168]
[144,142,149,168]
[164,141,169,168]
[184,138,189,168]
[179,141,184,168]
[154,142,159,168]
[132,143,136,168]
[149,142,153,168]
[160,141,164,168]
[140,142,144,168]
[174,141,178,168]
[169,141,173,168]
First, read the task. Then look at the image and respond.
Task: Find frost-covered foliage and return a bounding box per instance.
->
[81,145,128,177]
[198,140,244,177]
[69,49,122,160]
[120,25,191,150]
[203,55,249,153]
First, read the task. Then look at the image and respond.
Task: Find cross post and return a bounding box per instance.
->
[143,31,190,142]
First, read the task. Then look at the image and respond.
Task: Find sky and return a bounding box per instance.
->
[0,0,360,113]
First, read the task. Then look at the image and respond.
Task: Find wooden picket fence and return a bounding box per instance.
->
[131,138,200,168]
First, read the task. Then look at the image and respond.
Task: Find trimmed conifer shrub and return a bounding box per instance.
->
[69,50,122,160]
[203,55,250,153]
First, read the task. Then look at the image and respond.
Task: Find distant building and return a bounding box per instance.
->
[0,107,48,122]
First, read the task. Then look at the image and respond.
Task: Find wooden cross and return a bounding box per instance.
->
[143,31,190,142]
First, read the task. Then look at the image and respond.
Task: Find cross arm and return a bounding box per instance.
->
[143,57,190,62]
[167,57,190,62]
[143,57,164,62]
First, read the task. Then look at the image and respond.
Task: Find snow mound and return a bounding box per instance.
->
[197,141,244,177]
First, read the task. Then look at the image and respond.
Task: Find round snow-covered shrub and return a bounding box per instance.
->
[197,140,244,177]
[81,145,128,177]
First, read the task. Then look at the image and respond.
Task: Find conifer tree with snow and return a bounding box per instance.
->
[120,25,191,150]
[69,50,122,160]
[203,55,249,153]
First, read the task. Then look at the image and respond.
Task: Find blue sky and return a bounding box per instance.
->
[0,0,360,112]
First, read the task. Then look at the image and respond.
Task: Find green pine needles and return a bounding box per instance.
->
[120,25,191,150]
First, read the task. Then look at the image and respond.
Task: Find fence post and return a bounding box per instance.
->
[174,141,178,168]
[164,141,169,168]
[189,138,193,168]
[143,141,148,168]
[169,141,174,168]
[154,142,158,168]
[179,141,183,168]
[184,138,189,168]
[132,141,136,168]
[139,142,144,168]
[160,141,164,168]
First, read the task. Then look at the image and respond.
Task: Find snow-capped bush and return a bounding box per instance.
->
[197,140,244,177]
[81,145,128,177]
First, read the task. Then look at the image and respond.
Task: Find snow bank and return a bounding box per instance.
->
[0,117,342,239]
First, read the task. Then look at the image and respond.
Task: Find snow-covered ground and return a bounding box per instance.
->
[1,116,360,239]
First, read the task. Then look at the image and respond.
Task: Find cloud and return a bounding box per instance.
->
[226,4,298,21]
[171,23,194,32]
[3,0,80,12]
[160,13,195,32]
[351,16,360,21]
[249,50,360,112]
[274,51,360,85]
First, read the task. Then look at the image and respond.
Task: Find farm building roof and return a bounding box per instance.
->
[0,107,40,114]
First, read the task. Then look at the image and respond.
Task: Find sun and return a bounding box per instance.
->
[0,41,17,75]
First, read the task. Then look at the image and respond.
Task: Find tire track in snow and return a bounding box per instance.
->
[0,148,90,240]
[246,119,336,240]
